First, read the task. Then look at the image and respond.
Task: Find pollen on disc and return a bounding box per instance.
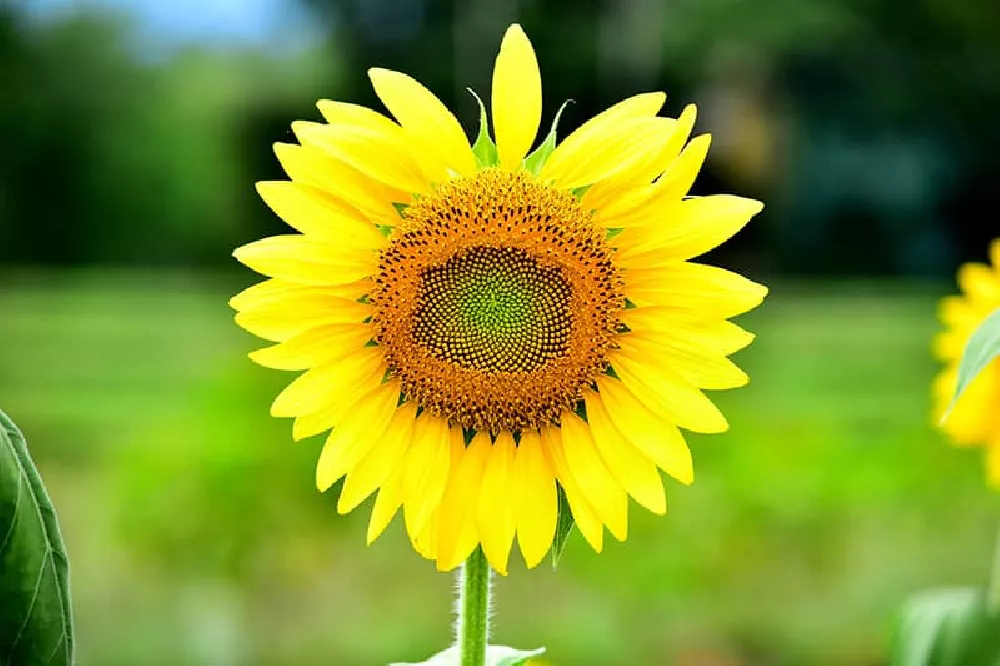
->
[371,168,624,432]
[413,246,572,373]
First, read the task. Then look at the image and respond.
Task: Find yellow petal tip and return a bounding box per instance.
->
[504,23,527,38]
[316,471,334,493]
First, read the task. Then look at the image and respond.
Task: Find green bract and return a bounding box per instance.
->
[469,90,571,175]
[523,101,570,176]
[551,487,574,568]
[470,90,500,170]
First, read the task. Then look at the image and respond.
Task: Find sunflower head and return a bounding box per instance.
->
[231,24,766,574]
[933,238,1000,488]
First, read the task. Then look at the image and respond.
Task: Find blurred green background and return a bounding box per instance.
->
[2,0,999,664]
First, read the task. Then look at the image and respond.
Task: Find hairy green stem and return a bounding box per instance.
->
[989,523,1000,616]
[457,547,491,666]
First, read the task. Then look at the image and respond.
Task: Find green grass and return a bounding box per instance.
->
[0,271,996,665]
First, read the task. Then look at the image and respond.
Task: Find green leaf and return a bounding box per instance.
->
[390,645,545,666]
[945,307,1000,420]
[524,100,572,175]
[0,410,75,666]
[890,588,1000,666]
[551,486,574,569]
[468,89,499,169]
[492,646,546,666]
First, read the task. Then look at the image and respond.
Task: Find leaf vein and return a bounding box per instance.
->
[0,467,23,557]
[1,419,73,666]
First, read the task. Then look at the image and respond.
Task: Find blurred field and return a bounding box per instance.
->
[0,270,996,666]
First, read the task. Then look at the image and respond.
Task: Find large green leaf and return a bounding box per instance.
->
[391,645,545,665]
[890,588,1000,666]
[0,410,74,665]
[945,307,1000,418]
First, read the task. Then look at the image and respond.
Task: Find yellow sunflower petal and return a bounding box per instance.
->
[616,195,763,265]
[513,430,557,568]
[477,431,517,575]
[492,24,542,170]
[933,329,968,362]
[558,413,628,541]
[654,133,712,202]
[619,104,698,188]
[540,425,604,553]
[255,181,387,246]
[234,289,371,343]
[616,333,748,390]
[368,68,476,177]
[611,350,729,434]
[270,346,383,418]
[938,363,998,445]
[655,104,699,176]
[621,307,756,356]
[316,379,402,491]
[402,414,452,540]
[938,295,978,328]
[436,431,490,572]
[338,400,418,514]
[273,142,408,224]
[317,99,405,133]
[233,235,376,286]
[583,104,697,219]
[987,439,1000,490]
[990,239,1000,270]
[540,117,676,190]
[367,464,405,545]
[594,376,693,484]
[290,361,389,441]
[958,263,1000,304]
[249,323,373,371]
[318,99,453,186]
[229,278,368,313]
[583,391,666,515]
[293,120,432,195]
[625,263,768,317]
[551,92,665,151]
[412,511,440,561]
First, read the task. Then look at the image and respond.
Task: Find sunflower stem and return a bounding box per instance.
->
[988,522,1000,616]
[456,547,491,666]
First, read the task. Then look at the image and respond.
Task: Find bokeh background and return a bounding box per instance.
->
[2,0,999,663]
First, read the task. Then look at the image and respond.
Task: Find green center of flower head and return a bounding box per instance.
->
[413,246,572,373]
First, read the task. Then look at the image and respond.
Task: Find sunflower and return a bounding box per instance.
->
[231,24,766,575]
[933,239,1000,488]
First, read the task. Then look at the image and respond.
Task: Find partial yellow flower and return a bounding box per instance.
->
[933,239,1000,488]
[232,24,766,574]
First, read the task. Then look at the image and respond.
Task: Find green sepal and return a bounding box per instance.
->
[391,645,546,666]
[524,100,572,175]
[0,409,75,666]
[889,588,1000,666]
[551,485,575,568]
[606,227,624,240]
[944,307,1000,420]
[468,89,499,169]
[569,184,591,200]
